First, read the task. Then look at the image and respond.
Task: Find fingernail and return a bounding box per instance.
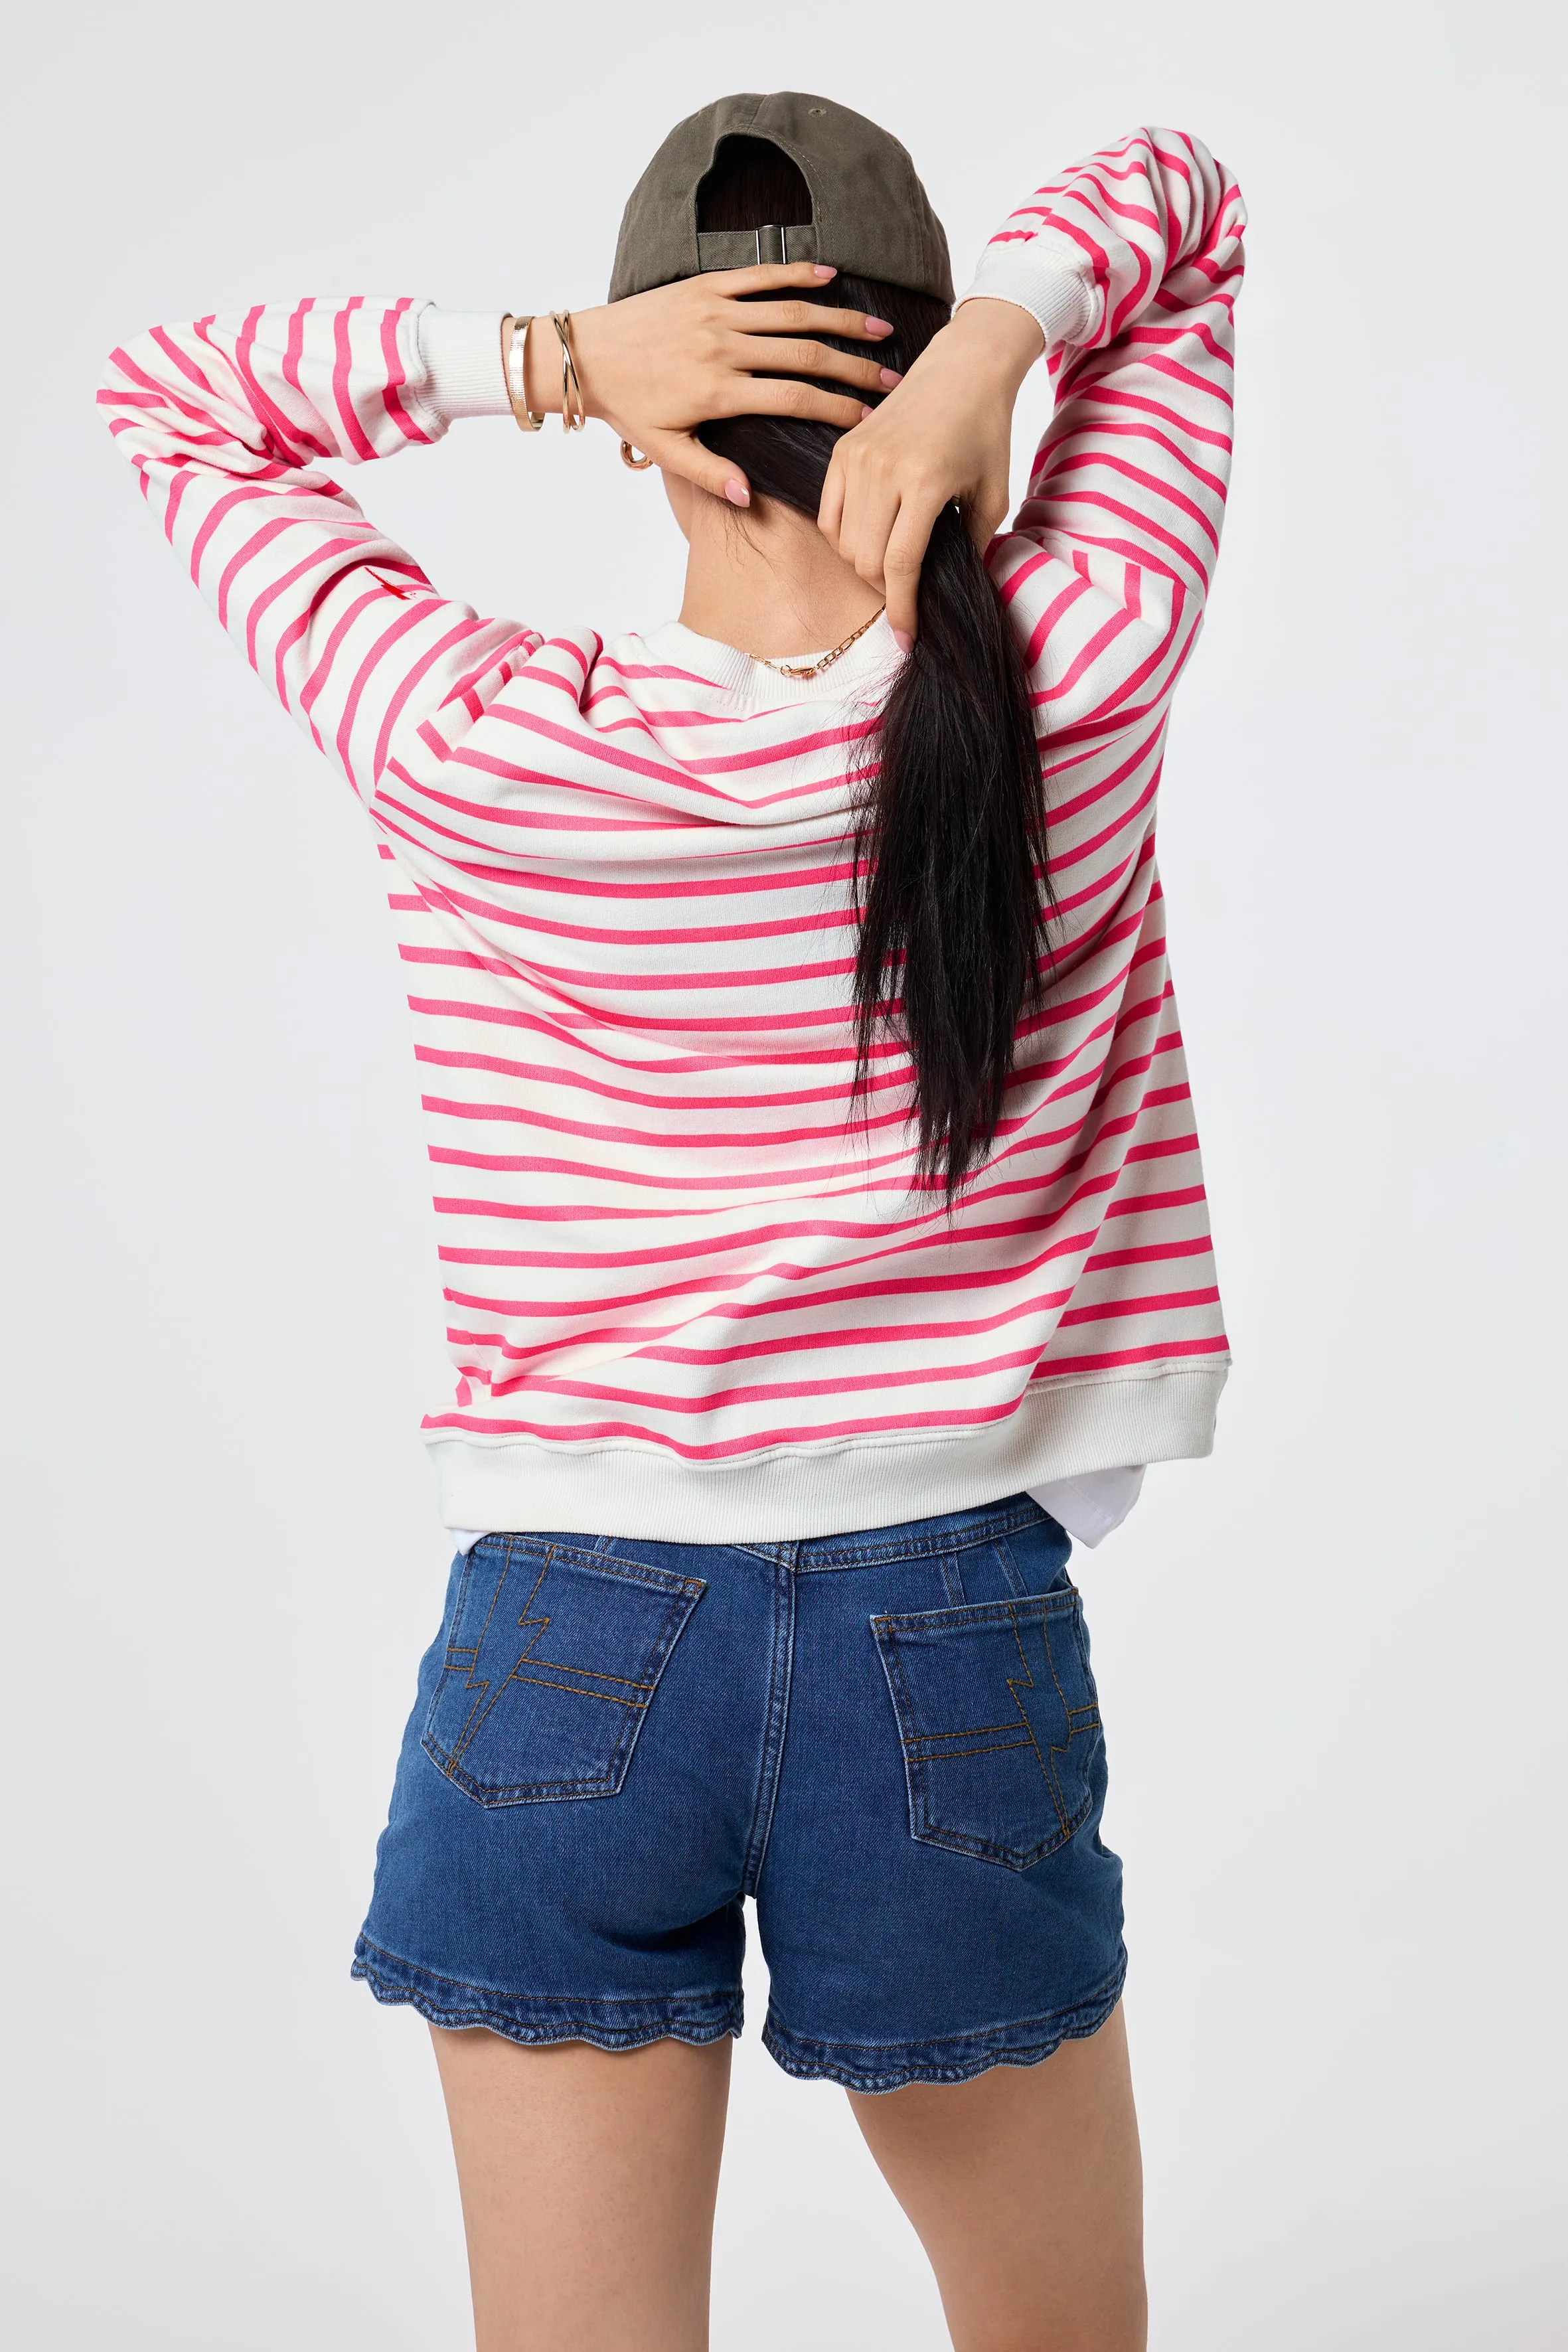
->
[878,368,902,388]
[865,316,894,335]
[724,480,750,507]
[860,405,874,420]
[813,265,836,279]
[892,629,914,655]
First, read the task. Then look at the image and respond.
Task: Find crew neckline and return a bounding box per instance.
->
[639,615,903,706]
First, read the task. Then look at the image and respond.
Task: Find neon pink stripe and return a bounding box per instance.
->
[1085,1234,1212,1272]
[489,700,873,815]
[1070,381,1233,452]
[410,880,857,950]
[1071,448,1221,554]
[224,305,329,463]
[370,615,495,784]
[106,341,238,435]
[331,298,377,462]
[145,324,225,406]
[332,597,447,777]
[377,777,689,846]
[1057,1284,1219,1329]
[448,1340,1046,1420]
[184,481,283,587]
[443,1218,1105,1332]
[1065,415,1230,499]
[298,584,382,732]
[433,1164,1125,1274]
[405,986,854,1039]
[461,1285,1081,1380]
[216,512,297,631]
[378,297,433,447]
[437,628,542,715]
[413,1044,888,1115]
[281,297,311,406]
[1040,487,1212,589]
[420,1395,1029,1460]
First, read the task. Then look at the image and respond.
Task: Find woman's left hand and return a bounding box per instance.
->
[558,264,898,506]
[816,297,1046,647]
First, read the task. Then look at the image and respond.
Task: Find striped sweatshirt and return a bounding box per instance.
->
[100,126,1246,1543]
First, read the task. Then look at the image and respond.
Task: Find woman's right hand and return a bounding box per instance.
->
[547,264,898,506]
[817,296,1046,647]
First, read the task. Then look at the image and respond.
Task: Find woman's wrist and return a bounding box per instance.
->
[412,305,609,428]
[941,297,1046,394]
[882,297,1041,447]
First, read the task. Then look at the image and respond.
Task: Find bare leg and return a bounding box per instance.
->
[848,2002,1146,2352]
[430,2027,732,2352]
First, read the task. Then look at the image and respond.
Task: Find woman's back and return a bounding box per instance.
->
[98,125,1243,1542]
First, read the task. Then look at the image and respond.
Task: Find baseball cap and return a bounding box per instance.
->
[608,91,954,307]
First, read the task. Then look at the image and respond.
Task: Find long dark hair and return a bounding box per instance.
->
[695,135,1052,1197]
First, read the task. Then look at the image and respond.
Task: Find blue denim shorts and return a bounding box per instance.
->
[353,1496,1125,2093]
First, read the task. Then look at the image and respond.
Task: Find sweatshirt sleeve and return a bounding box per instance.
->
[98,299,532,805]
[959,129,1246,732]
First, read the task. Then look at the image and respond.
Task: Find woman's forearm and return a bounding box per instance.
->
[939,295,1047,396]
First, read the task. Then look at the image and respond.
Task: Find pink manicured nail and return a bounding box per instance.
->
[892,629,914,655]
[813,265,836,279]
[724,479,750,507]
[864,317,894,335]
[860,405,874,420]
[878,368,902,388]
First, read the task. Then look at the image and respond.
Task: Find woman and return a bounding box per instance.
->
[102,93,1244,2352]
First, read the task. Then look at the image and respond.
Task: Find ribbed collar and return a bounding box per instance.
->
[638,614,903,708]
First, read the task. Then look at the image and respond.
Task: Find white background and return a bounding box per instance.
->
[3,1,1564,2343]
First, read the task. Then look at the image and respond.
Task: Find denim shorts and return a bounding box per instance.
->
[353,1496,1125,2093]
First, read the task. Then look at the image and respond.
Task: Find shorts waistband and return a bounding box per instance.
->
[736,1492,1053,1573]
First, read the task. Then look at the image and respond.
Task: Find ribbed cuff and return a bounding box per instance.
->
[957,236,1097,351]
[417,307,510,421]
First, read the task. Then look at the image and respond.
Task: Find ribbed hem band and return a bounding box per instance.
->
[425,1363,1226,1543]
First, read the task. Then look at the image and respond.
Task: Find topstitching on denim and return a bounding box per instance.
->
[737,1493,1052,1574]
[740,1550,795,1895]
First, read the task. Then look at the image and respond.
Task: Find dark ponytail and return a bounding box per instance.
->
[695,139,1052,1196]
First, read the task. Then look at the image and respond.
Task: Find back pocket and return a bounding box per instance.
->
[423,1540,705,1807]
[871,1589,1103,1871]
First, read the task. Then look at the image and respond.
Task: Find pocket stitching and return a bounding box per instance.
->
[485,1536,704,1595]
[1002,1608,1071,1844]
[873,1589,1080,1637]
[441,1549,550,1775]
[424,1549,704,1806]
[872,1598,1101,1872]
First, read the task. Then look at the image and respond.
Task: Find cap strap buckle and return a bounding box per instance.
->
[695,223,820,275]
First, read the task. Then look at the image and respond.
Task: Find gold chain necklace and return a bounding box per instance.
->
[753,606,885,680]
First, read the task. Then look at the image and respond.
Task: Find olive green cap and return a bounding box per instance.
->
[608,91,954,306]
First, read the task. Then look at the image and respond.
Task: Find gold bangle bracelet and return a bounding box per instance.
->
[549,311,588,433]
[499,313,545,432]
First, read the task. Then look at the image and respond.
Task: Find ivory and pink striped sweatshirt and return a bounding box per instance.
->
[100,127,1245,1543]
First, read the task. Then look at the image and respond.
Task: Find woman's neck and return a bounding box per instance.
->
[676,487,884,659]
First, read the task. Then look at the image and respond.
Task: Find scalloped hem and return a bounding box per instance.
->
[761,1954,1127,2094]
[351,1934,742,2052]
